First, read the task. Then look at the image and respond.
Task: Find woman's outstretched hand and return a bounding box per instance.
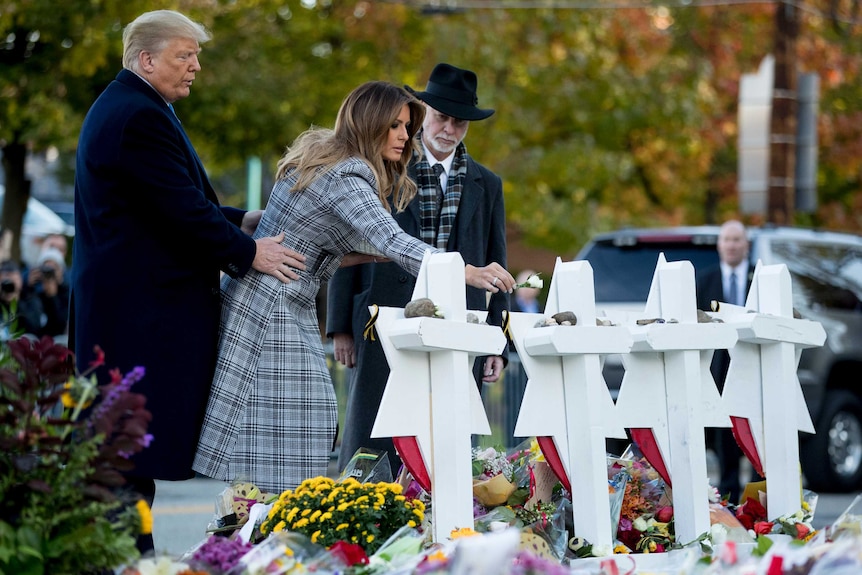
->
[465,263,515,293]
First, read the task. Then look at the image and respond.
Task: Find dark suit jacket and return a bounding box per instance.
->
[696,263,753,388]
[71,69,257,480]
[326,154,508,469]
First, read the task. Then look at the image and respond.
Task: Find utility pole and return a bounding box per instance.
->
[768,0,800,225]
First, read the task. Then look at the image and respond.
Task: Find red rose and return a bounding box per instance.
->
[753,521,774,535]
[795,523,811,540]
[655,506,674,523]
[329,541,369,566]
[735,497,767,530]
[617,526,642,551]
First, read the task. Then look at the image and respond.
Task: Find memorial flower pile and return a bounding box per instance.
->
[0,337,153,574]
[609,454,674,554]
[470,442,569,561]
[260,476,425,555]
[735,494,817,541]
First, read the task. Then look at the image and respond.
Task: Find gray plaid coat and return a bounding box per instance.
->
[193,158,437,493]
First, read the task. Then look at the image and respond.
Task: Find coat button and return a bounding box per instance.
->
[398,275,408,283]
[212,287,220,295]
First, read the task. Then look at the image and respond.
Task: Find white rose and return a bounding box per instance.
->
[709,523,728,544]
[591,543,613,557]
[633,517,649,532]
[525,274,543,288]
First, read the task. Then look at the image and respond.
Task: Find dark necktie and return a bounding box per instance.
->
[168,103,181,124]
[432,164,445,209]
[729,271,740,306]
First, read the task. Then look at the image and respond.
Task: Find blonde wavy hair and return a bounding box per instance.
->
[275,81,425,213]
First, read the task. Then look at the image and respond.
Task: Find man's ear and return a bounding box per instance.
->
[139,51,154,73]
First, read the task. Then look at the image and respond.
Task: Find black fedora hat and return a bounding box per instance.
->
[405,63,495,121]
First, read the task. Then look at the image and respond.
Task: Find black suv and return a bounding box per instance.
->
[576,225,862,493]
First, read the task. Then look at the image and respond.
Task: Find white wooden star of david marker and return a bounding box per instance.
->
[614,253,737,543]
[371,251,507,542]
[510,258,631,549]
[707,261,825,519]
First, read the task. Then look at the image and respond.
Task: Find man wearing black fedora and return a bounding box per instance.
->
[327,63,510,476]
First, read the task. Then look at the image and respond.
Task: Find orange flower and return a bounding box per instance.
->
[450,527,480,539]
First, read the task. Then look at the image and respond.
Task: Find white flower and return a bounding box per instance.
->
[135,557,189,575]
[707,482,721,503]
[591,543,613,557]
[516,273,543,289]
[474,447,497,462]
[633,517,649,532]
[709,523,728,545]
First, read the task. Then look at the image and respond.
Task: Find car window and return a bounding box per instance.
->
[582,242,719,303]
[769,239,862,312]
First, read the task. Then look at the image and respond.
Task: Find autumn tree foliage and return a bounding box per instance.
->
[2,0,861,262]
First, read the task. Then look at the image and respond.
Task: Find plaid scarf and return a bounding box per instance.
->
[414,139,468,249]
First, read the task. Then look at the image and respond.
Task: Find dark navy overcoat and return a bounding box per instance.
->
[71,69,257,480]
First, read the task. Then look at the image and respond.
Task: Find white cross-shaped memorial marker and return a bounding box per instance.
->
[371,252,507,542]
[708,261,825,519]
[613,254,737,542]
[509,258,632,549]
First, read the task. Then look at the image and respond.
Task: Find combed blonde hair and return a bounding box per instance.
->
[122,10,211,73]
[275,81,425,213]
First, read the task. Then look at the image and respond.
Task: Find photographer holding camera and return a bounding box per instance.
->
[26,247,70,340]
[0,260,45,340]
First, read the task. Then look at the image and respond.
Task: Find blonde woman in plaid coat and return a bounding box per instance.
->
[193,81,515,493]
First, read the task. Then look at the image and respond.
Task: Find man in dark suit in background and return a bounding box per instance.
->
[327,63,509,476]
[71,9,305,551]
[696,219,752,504]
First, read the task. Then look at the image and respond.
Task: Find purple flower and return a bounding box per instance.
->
[619,517,633,531]
[510,550,569,575]
[191,535,253,572]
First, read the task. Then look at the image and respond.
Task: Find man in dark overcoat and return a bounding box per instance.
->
[696,220,753,504]
[326,63,509,476]
[71,9,303,549]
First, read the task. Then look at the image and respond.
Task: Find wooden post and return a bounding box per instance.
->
[768,1,799,224]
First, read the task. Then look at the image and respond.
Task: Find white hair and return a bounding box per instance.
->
[122,10,211,73]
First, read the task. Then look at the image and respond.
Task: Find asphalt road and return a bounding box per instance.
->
[151,466,862,559]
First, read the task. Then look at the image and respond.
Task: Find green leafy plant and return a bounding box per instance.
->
[0,336,152,574]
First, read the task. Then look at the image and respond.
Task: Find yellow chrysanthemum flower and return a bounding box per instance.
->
[366,534,375,543]
[135,499,153,535]
[614,545,631,554]
[311,530,321,543]
[450,527,479,539]
[529,438,543,456]
[273,520,286,533]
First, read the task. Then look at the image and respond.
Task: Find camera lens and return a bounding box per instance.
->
[0,280,16,294]
[40,265,55,279]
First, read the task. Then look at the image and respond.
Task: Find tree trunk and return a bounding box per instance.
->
[0,141,31,265]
